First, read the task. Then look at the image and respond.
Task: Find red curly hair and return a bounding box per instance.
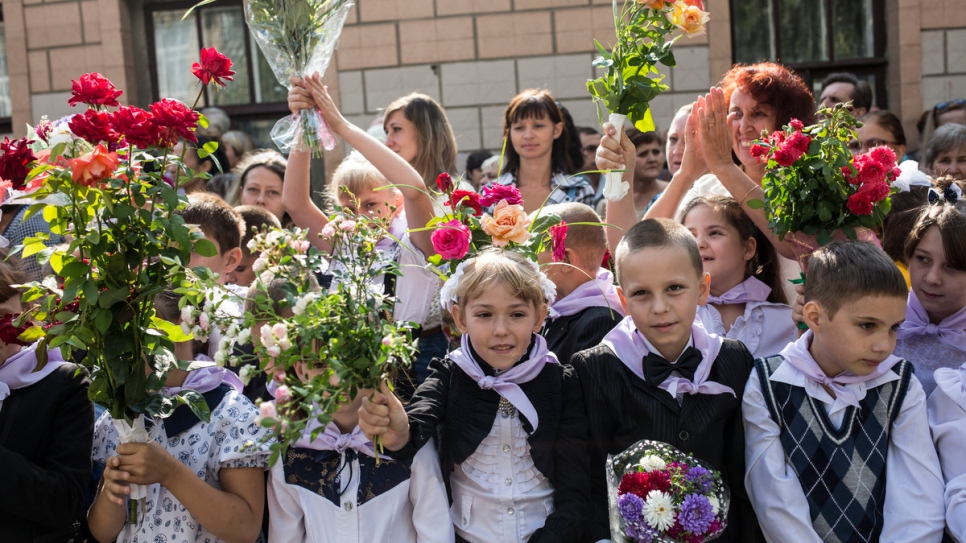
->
[720,62,816,129]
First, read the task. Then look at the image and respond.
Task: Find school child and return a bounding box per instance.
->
[681,195,796,358]
[181,192,244,286]
[744,241,947,543]
[0,254,94,542]
[258,276,453,542]
[927,361,966,542]
[893,179,966,395]
[570,218,760,543]
[227,204,282,288]
[538,202,624,364]
[358,248,590,543]
[87,288,272,543]
[284,74,445,384]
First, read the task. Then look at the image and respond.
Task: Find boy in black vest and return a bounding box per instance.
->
[571,218,760,542]
[743,241,946,542]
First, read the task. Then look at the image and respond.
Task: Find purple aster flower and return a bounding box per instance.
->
[678,493,715,535]
[618,492,645,523]
[625,521,656,543]
[686,465,713,492]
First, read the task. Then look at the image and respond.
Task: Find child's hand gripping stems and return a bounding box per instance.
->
[359,382,411,455]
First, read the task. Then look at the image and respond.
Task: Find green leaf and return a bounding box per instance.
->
[193,238,218,258]
[17,326,45,344]
[21,241,47,259]
[632,108,655,132]
[94,309,113,333]
[179,390,212,423]
[745,198,764,209]
[98,286,130,309]
[151,315,192,342]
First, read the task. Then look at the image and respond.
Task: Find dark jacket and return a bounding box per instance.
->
[571,339,762,543]
[0,363,94,542]
[391,344,591,543]
[543,306,623,366]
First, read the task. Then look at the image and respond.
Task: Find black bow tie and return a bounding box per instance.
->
[643,346,703,388]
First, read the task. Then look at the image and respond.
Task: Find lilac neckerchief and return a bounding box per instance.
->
[161,355,244,396]
[374,214,408,253]
[449,334,558,430]
[779,330,901,408]
[898,290,966,351]
[548,268,625,320]
[0,343,66,401]
[706,276,772,306]
[601,315,734,398]
[294,416,375,457]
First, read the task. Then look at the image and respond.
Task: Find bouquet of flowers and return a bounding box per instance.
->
[10,52,235,522]
[607,440,729,543]
[748,103,899,265]
[239,214,416,464]
[244,0,353,156]
[587,0,710,200]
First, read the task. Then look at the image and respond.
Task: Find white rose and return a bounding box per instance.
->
[277,337,292,351]
[213,351,227,367]
[260,325,275,348]
[252,257,268,273]
[180,322,192,336]
[639,455,666,472]
[180,305,195,326]
[239,365,252,386]
[218,336,232,352]
[266,345,281,358]
[236,329,251,345]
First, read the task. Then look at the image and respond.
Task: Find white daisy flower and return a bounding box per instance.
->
[642,490,676,531]
[709,494,720,516]
[639,455,666,472]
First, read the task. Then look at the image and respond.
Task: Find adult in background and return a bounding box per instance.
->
[198,106,231,140]
[924,124,966,181]
[914,98,965,163]
[479,155,500,186]
[383,93,458,194]
[463,150,492,191]
[229,149,293,227]
[665,104,695,179]
[170,135,229,194]
[484,89,596,214]
[818,72,873,118]
[221,130,256,171]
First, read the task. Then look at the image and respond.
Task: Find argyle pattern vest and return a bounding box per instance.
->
[755,356,913,543]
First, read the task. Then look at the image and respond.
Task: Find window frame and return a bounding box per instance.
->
[0,8,12,135]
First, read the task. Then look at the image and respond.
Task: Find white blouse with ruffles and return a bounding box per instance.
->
[697,302,797,360]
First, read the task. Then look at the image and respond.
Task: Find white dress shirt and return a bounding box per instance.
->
[267,439,453,543]
[449,409,555,543]
[697,302,797,359]
[743,360,947,543]
[927,365,966,543]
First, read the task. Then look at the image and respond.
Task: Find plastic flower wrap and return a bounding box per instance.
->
[607,440,730,543]
[244,0,353,156]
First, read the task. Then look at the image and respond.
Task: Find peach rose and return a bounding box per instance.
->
[68,144,119,187]
[668,0,710,36]
[638,0,666,9]
[480,199,531,247]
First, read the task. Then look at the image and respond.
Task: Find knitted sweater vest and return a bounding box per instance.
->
[754,356,913,543]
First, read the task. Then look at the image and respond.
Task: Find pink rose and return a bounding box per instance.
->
[257,402,276,422]
[321,224,335,238]
[432,219,471,260]
[275,385,291,403]
[480,200,531,247]
[550,221,568,262]
[789,118,804,131]
[481,184,523,207]
[340,220,356,231]
[869,146,897,168]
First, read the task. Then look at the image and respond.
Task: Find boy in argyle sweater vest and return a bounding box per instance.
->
[743,241,947,543]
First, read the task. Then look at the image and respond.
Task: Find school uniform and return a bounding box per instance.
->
[697,276,797,359]
[91,365,273,543]
[390,334,591,543]
[894,291,966,396]
[570,316,760,543]
[928,363,966,542]
[267,422,452,542]
[744,331,947,543]
[0,345,93,542]
[542,268,624,365]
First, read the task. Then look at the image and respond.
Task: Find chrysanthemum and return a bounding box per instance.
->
[642,490,676,531]
[639,455,666,472]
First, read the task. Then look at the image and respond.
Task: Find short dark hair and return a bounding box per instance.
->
[577,126,601,137]
[465,150,493,173]
[821,72,873,111]
[501,89,575,176]
[881,186,928,262]
[181,192,244,256]
[805,241,907,317]
[626,128,665,148]
[859,110,906,146]
[614,218,702,285]
[190,134,229,176]
[541,203,607,271]
[234,205,282,258]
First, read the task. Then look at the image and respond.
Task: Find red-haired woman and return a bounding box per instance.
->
[600,62,816,261]
[485,89,596,214]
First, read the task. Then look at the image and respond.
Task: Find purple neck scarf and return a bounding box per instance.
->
[706,276,772,306]
[374,214,408,253]
[162,355,244,396]
[601,315,734,397]
[898,291,966,351]
[0,343,66,401]
[780,330,901,408]
[449,334,558,430]
[295,417,376,457]
[549,268,625,320]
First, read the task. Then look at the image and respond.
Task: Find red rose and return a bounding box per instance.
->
[447,189,483,216]
[480,184,523,207]
[111,106,158,149]
[789,118,804,131]
[868,145,897,168]
[0,137,37,190]
[862,180,890,202]
[750,143,769,162]
[150,99,199,147]
[436,172,454,193]
[550,221,568,262]
[842,164,860,185]
[431,219,471,260]
[767,130,785,145]
[889,166,901,181]
[191,47,235,88]
[857,156,887,184]
[0,313,32,346]
[786,131,811,153]
[847,190,874,215]
[69,110,117,145]
[773,145,801,167]
[68,72,122,108]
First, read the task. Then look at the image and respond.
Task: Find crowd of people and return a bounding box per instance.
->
[3,57,966,543]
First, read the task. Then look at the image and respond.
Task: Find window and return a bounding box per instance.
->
[0,8,12,135]
[146,0,289,147]
[730,0,888,109]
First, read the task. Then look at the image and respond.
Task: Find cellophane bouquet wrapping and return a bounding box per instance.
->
[245,0,353,156]
[607,440,730,543]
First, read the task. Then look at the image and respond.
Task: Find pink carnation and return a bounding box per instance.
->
[847,190,874,215]
[869,146,897,168]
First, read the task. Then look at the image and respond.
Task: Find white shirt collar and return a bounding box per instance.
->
[769,359,900,417]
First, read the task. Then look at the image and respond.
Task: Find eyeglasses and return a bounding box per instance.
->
[847,139,898,153]
[935,98,966,112]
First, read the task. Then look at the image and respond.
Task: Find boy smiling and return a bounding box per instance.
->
[743,241,946,542]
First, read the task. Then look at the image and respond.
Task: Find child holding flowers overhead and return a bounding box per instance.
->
[358,248,591,543]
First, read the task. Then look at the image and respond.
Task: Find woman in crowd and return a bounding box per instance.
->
[229,149,292,228]
[924,123,966,181]
[382,93,459,194]
[221,130,256,171]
